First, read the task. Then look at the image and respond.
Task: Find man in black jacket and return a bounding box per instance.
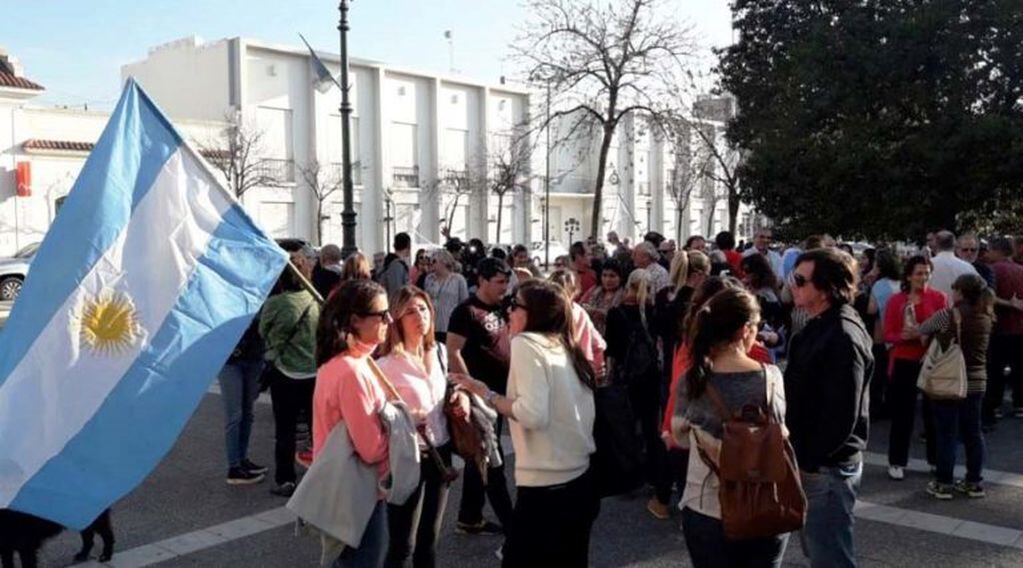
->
[785,248,874,568]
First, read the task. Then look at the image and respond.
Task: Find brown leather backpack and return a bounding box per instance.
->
[695,370,806,540]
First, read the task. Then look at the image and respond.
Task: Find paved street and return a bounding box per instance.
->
[33,388,1023,568]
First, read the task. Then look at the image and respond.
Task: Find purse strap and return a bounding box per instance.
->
[265,299,314,364]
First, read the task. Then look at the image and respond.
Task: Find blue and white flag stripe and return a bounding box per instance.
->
[0,79,287,529]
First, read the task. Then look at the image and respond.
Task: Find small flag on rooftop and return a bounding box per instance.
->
[300,33,341,94]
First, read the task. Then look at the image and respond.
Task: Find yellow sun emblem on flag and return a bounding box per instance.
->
[74,290,143,356]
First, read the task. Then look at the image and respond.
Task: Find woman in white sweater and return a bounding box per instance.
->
[453,279,599,567]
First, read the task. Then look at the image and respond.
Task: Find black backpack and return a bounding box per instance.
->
[612,311,659,387]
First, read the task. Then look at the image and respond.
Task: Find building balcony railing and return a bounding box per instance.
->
[330,162,362,186]
[256,158,295,184]
[392,166,420,188]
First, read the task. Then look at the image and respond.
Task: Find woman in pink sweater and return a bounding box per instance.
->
[313,279,393,568]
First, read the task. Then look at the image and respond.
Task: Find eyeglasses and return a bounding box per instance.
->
[792,273,809,288]
[359,309,393,323]
[510,300,527,312]
[959,248,978,253]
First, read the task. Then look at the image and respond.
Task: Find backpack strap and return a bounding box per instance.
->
[702,383,733,422]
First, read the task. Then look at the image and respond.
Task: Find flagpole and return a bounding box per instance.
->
[338,0,358,258]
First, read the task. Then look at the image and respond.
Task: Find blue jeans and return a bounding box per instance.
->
[334,500,389,568]
[681,507,789,568]
[933,393,985,484]
[218,358,264,469]
[799,462,861,568]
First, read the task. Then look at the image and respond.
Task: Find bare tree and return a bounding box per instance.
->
[487,132,534,244]
[197,111,284,198]
[661,117,712,243]
[688,117,742,234]
[513,0,698,239]
[422,167,487,241]
[296,160,343,245]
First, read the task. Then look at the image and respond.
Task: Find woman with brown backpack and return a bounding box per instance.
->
[671,287,799,568]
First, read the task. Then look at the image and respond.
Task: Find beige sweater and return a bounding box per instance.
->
[507,332,595,487]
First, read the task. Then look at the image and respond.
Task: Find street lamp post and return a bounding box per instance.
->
[338,0,358,258]
[565,217,580,245]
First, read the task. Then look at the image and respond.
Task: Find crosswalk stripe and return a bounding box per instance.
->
[862,451,1023,490]
[856,500,1023,548]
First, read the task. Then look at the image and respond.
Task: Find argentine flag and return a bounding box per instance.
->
[0,79,288,529]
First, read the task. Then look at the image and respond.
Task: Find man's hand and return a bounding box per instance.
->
[450,373,489,398]
[447,389,471,419]
[901,327,921,340]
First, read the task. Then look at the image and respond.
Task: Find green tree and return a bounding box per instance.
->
[718,0,1023,241]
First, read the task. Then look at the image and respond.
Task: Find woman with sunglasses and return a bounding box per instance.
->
[377,287,459,567]
[882,255,947,480]
[453,280,599,567]
[313,279,395,567]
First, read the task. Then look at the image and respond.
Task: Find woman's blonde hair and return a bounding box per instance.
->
[626,268,653,327]
[432,249,458,272]
[687,250,710,278]
[667,250,690,293]
[549,268,579,300]
[378,286,437,361]
[341,252,372,281]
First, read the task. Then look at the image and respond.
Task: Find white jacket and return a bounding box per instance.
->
[507,332,596,487]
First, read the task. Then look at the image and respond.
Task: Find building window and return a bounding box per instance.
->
[393,165,420,188]
[256,106,295,183]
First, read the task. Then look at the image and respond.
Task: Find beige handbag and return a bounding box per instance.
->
[917,309,967,400]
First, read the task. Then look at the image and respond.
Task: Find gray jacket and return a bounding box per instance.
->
[287,400,421,564]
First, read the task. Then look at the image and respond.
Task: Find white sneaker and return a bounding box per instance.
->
[888,465,905,481]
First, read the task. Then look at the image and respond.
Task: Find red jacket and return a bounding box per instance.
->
[661,341,772,448]
[883,288,947,366]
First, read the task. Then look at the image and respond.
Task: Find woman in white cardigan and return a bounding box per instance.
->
[453,279,599,568]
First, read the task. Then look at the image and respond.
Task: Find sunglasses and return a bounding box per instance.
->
[510,300,527,311]
[359,309,393,323]
[792,273,809,288]
[959,248,978,253]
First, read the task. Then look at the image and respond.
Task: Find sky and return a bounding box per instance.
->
[4,0,733,110]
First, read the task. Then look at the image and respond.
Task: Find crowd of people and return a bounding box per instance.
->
[212,225,1023,567]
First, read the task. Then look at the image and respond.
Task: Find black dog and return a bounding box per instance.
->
[0,508,114,567]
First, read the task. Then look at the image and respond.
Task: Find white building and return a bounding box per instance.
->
[544,94,758,247]
[0,48,221,257]
[0,37,757,259]
[124,36,533,253]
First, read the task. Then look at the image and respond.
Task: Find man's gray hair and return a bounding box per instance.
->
[935,230,956,251]
[635,241,660,260]
[320,244,343,264]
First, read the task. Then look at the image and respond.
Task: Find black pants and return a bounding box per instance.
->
[887,358,936,467]
[984,334,1023,421]
[502,468,600,568]
[630,381,665,486]
[385,444,452,568]
[654,448,689,506]
[870,344,890,420]
[681,507,788,568]
[269,371,315,485]
[457,418,514,528]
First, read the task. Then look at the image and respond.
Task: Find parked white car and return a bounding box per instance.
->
[531,240,569,268]
[0,242,39,301]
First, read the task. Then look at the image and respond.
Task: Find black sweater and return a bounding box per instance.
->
[784,304,874,472]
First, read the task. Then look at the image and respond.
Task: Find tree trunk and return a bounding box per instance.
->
[590,123,616,240]
[316,201,325,245]
[728,184,740,235]
[676,200,685,244]
[494,191,505,244]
